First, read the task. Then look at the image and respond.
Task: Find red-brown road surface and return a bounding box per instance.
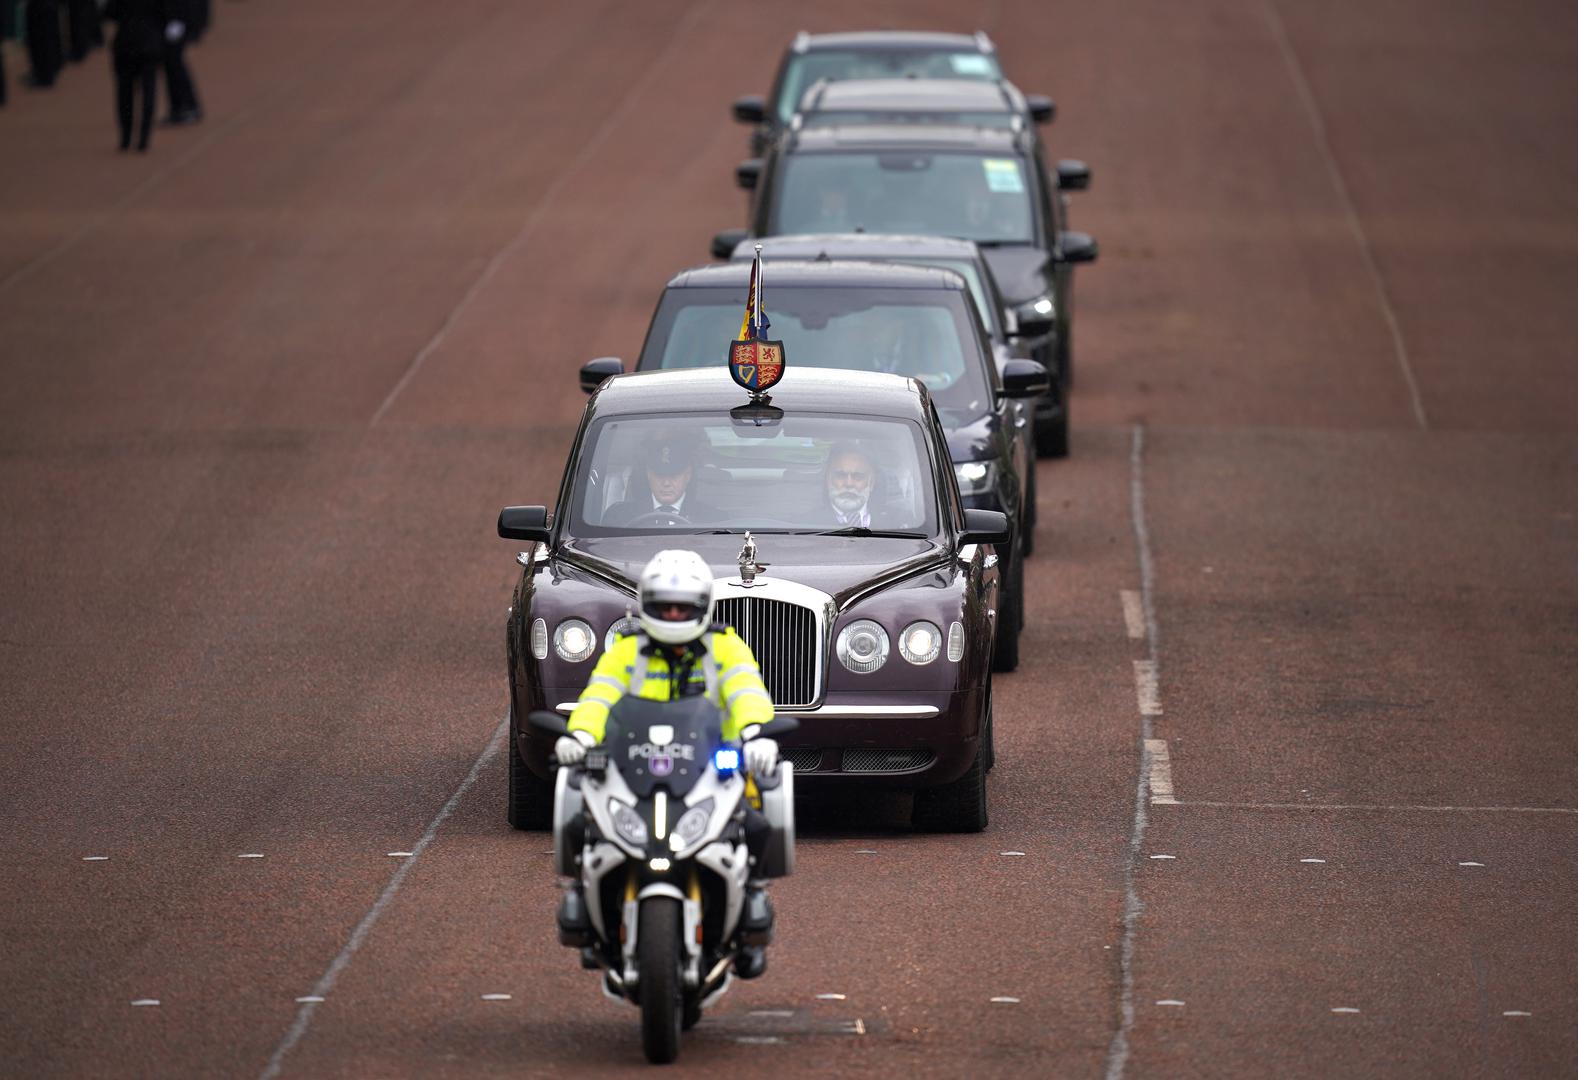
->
[2,1,1575,1076]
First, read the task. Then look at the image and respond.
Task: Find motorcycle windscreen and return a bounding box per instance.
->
[604,696,724,799]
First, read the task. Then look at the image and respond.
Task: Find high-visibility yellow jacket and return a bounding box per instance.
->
[568,628,774,744]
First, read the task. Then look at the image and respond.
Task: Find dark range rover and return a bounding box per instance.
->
[499,367,1011,832]
[714,122,1097,457]
[582,258,1047,670]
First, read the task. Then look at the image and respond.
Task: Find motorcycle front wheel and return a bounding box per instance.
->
[638,897,683,1063]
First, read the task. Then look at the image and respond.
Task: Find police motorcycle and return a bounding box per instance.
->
[528,698,797,1064]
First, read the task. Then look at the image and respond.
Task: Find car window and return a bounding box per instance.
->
[903,258,1000,338]
[801,109,1017,129]
[569,413,938,536]
[638,286,993,420]
[775,50,1003,123]
[773,152,1033,244]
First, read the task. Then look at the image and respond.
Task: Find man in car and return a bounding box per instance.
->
[556,549,780,977]
[603,434,723,526]
[823,443,909,528]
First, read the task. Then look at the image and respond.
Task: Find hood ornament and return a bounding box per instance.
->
[736,531,766,586]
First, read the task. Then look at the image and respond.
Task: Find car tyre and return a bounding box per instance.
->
[912,742,988,833]
[1035,397,1070,459]
[983,681,996,772]
[507,708,554,831]
[991,555,1022,673]
[1021,461,1037,557]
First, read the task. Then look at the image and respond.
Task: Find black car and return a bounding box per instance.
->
[499,367,1011,832]
[731,31,1019,155]
[791,76,1054,135]
[726,232,1063,487]
[582,258,1046,670]
[713,122,1097,457]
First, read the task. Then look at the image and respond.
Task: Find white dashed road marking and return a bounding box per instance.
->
[848,1018,867,1035]
[386,852,414,858]
[238,853,265,859]
[480,994,512,1001]
[1000,851,1027,857]
[816,993,846,1001]
[1149,854,1176,861]
[1300,858,1326,864]
[1331,1007,1361,1014]
[1133,660,1162,716]
[294,997,323,1004]
[990,996,1020,1004]
[82,856,109,861]
[1458,861,1485,867]
[1155,1000,1185,1007]
[1144,739,1176,805]
[1120,590,1145,639]
[131,999,160,1007]
[1503,1011,1532,1018]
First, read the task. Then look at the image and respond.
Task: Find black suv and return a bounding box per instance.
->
[712,123,1097,457]
[578,259,1048,670]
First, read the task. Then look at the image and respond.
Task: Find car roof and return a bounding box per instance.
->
[665,258,969,292]
[786,123,1024,152]
[798,31,989,53]
[804,78,1014,113]
[734,233,984,262]
[590,366,932,420]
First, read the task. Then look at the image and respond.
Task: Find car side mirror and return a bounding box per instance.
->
[1025,94,1056,124]
[1011,297,1055,339]
[1057,231,1099,264]
[735,158,763,190]
[498,505,551,543]
[712,228,749,260]
[733,95,766,124]
[960,508,1010,547]
[579,356,622,394]
[527,710,570,737]
[1056,159,1091,191]
[1000,358,1050,399]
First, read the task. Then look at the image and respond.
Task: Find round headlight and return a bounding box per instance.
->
[898,620,943,665]
[604,615,639,651]
[554,619,596,663]
[836,619,890,674]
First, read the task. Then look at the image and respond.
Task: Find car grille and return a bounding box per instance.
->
[783,748,823,773]
[840,748,936,773]
[714,596,819,707]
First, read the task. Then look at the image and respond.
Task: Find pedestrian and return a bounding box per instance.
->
[161,0,207,125]
[103,0,169,152]
[66,0,104,63]
[23,0,65,88]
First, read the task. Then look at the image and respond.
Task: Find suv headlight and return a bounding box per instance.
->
[837,620,889,674]
[554,619,596,662]
[954,461,996,496]
[898,621,943,665]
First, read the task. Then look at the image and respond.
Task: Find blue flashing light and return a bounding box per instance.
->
[713,747,741,772]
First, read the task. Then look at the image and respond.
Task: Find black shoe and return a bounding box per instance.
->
[580,946,601,970]
[557,888,593,947]
[734,946,767,980]
[160,111,197,127]
[740,885,774,946]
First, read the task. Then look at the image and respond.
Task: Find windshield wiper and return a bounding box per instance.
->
[800,527,927,538]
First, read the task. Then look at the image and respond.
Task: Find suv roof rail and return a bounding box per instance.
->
[792,31,810,53]
[974,30,996,53]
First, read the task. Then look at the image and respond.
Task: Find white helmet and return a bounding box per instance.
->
[637,549,715,645]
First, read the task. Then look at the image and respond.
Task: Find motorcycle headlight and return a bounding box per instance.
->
[604,615,639,651]
[670,798,715,852]
[837,619,889,674]
[554,619,596,662]
[954,461,996,496]
[609,800,648,847]
[898,620,943,665]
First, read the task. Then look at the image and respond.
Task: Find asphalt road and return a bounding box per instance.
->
[1,1,1574,1077]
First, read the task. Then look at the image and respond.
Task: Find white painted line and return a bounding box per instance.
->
[131,999,160,1007]
[1458,861,1485,867]
[82,856,109,862]
[294,997,323,1004]
[386,852,414,858]
[1149,854,1176,861]
[1000,851,1027,857]
[1331,1007,1361,1014]
[853,849,878,855]
[1133,660,1162,716]
[734,1036,785,1045]
[238,853,265,859]
[259,718,508,1080]
[1263,0,1428,429]
[1503,1011,1532,1018]
[1155,1000,1185,1007]
[1120,590,1145,639]
[849,1018,867,1035]
[1163,801,1578,815]
[990,996,1020,1004]
[749,1009,795,1018]
[816,993,846,1001]
[1144,739,1176,805]
[1300,858,1327,864]
[480,994,512,1001]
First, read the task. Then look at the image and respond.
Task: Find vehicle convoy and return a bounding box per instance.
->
[498,366,1009,834]
[527,697,797,1064]
[588,257,1045,667]
[730,30,1029,155]
[712,120,1097,456]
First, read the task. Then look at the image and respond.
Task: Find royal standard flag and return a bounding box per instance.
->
[737,253,761,340]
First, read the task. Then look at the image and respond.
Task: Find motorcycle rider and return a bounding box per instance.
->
[556,548,781,977]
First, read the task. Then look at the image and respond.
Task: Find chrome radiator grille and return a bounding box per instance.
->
[714,596,819,707]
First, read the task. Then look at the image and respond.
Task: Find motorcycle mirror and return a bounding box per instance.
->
[528,710,570,737]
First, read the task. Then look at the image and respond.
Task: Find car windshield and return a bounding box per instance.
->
[775,49,1002,123]
[801,109,1016,130]
[773,152,1034,244]
[637,286,993,419]
[568,413,939,537]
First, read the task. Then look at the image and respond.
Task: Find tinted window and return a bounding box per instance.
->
[776,50,1002,123]
[801,110,1016,129]
[569,414,937,536]
[773,152,1033,244]
[638,286,994,420]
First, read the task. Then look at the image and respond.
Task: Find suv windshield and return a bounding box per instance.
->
[569,413,938,536]
[775,49,1002,123]
[637,286,994,420]
[774,152,1033,244]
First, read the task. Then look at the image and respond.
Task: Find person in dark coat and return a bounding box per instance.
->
[161,0,207,124]
[104,0,170,152]
[23,0,65,88]
[66,0,104,63]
